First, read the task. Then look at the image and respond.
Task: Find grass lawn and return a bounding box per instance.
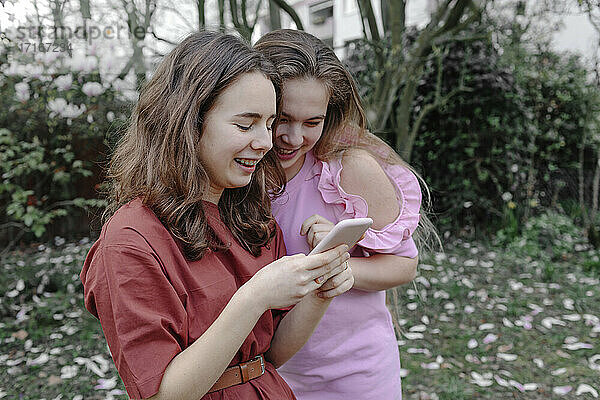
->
[0,236,598,399]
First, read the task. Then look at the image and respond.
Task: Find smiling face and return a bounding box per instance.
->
[273,78,330,181]
[199,71,276,203]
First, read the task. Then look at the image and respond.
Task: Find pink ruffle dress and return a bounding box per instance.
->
[271,150,421,400]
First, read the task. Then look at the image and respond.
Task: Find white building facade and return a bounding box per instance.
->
[255,0,434,57]
[255,0,597,63]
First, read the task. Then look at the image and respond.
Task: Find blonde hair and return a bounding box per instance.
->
[255,29,441,254]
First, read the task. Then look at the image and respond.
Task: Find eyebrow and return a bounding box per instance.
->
[281,112,325,120]
[234,112,276,119]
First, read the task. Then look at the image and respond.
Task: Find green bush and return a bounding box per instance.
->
[0,44,129,246]
[345,26,600,237]
[496,210,597,280]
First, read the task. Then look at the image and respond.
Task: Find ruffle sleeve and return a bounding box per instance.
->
[309,155,421,258]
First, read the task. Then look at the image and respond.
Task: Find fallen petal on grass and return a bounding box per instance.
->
[509,379,525,392]
[575,384,599,398]
[589,354,600,371]
[482,333,498,344]
[563,298,575,310]
[409,324,427,332]
[563,342,593,351]
[421,362,440,370]
[27,353,49,366]
[523,383,538,391]
[471,372,493,387]
[94,377,117,390]
[553,386,573,395]
[542,317,566,329]
[60,365,78,379]
[494,375,509,387]
[404,332,424,340]
[479,323,494,330]
[497,353,518,361]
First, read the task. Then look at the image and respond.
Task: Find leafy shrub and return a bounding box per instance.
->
[496,210,596,280]
[0,44,129,246]
[345,26,600,237]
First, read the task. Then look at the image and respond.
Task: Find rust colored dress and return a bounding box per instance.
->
[80,198,296,399]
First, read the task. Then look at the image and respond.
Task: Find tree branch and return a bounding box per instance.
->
[251,0,264,32]
[270,0,304,29]
[149,29,177,46]
[357,0,381,41]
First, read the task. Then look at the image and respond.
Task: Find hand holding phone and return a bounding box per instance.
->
[308,217,373,255]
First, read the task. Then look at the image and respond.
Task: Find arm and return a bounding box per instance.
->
[293,149,414,294]
[264,254,354,368]
[265,294,331,368]
[340,149,418,291]
[349,254,417,291]
[148,284,265,400]
[301,213,416,292]
[150,248,349,400]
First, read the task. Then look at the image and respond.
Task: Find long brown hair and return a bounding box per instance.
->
[104,31,286,260]
[254,29,440,253]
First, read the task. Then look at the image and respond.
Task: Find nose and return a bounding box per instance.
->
[278,123,303,148]
[251,125,272,152]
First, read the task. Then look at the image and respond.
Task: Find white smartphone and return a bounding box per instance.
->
[308,217,373,255]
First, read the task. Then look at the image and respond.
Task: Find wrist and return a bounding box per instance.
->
[304,291,333,307]
[237,280,268,316]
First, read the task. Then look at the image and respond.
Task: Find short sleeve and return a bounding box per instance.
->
[313,157,421,258]
[81,243,186,399]
[271,224,293,329]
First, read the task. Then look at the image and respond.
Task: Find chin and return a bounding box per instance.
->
[278,155,299,168]
[232,176,253,188]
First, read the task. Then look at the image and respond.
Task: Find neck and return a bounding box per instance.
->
[203,185,223,205]
[284,153,307,182]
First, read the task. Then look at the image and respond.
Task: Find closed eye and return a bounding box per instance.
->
[234,124,251,132]
[304,121,321,127]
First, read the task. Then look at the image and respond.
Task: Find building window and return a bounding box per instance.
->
[309,0,333,25]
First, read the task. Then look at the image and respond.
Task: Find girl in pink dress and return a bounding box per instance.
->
[255,30,438,399]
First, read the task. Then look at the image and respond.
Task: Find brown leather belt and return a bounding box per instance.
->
[208,355,266,393]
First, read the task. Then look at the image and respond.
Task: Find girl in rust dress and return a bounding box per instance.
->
[80,31,353,400]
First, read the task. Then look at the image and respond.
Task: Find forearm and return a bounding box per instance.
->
[149,284,265,400]
[265,294,332,368]
[351,254,418,291]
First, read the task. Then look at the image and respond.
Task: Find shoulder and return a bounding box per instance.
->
[340,149,389,187]
[100,199,172,250]
[339,149,400,230]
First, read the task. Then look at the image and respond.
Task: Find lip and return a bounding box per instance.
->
[234,157,260,173]
[274,147,299,161]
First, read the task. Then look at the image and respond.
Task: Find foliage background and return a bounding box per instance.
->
[345,22,600,241]
[0,0,600,399]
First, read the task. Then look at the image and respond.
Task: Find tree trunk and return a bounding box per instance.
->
[579,118,589,227]
[197,0,206,30]
[394,66,421,161]
[269,0,281,30]
[589,149,600,248]
[219,0,226,31]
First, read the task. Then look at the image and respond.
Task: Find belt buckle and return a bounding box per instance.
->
[252,355,265,375]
